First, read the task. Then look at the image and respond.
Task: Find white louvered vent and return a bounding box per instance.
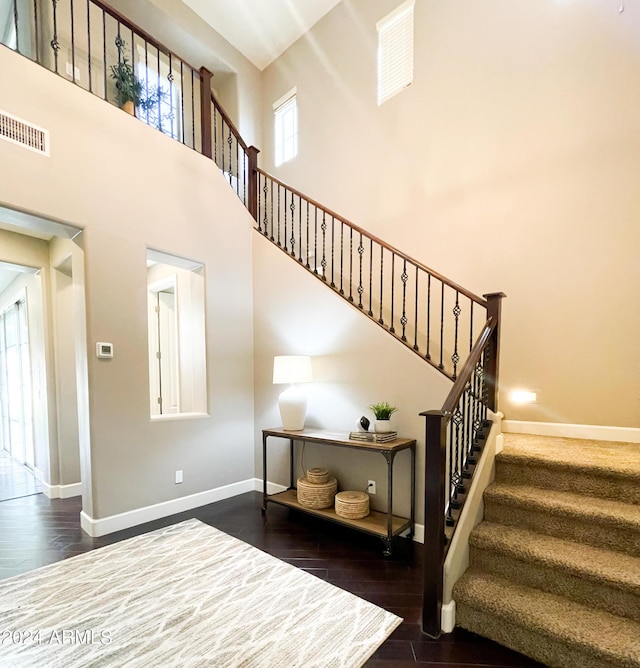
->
[0,110,50,156]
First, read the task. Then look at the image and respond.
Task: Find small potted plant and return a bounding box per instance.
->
[110,56,142,115]
[369,401,398,433]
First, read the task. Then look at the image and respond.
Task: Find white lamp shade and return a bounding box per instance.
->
[273,355,312,384]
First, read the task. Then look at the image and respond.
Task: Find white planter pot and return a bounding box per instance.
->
[374,419,392,433]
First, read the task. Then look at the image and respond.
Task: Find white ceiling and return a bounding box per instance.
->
[181,0,342,70]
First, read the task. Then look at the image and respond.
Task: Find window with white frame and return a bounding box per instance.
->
[274,88,298,166]
[377,0,415,105]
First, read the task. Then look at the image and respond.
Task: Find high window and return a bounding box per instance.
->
[274,88,298,166]
[377,0,415,105]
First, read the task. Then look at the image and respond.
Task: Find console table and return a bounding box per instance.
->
[262,427,416,556]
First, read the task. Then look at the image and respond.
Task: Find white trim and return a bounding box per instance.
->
[40,480,82,499]
[150,412,210,422]
[81,478,258,537]
[272,86,297,112]
[502,420,640,444]
[441,600,456,634]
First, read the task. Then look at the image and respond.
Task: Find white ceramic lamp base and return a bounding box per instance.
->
[278,384,308,431]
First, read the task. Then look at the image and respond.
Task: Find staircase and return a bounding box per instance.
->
[453,433,640,668]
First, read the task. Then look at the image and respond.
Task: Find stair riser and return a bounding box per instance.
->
[496,460,640,505]
[456,603,629,668]
[484,501,640,558]
[470,547,640,623]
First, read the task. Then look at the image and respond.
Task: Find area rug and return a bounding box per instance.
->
[0,518,401,667]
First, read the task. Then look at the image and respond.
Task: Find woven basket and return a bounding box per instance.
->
[297,476,337,509]
[306,467,330,484]
[335,491,370,519]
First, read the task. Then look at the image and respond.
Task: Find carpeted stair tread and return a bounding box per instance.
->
[501,434,640,480]
[485,483,640,530]
[470,522,640,595]
[454,571,640,667]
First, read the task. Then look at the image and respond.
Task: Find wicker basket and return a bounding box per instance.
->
[297,476,337,509]
[335,491,370,519]
[306,467,330,484]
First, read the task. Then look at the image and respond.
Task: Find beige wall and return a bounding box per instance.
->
[260,0,640,428]
[0,45,256,519]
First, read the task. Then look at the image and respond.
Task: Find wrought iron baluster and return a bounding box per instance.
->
[313,207,318,274]
[101,7,106,99]
[70,0,76,81]
[321,213,327,281]
[338,223,343,293]
[227,126,233,186]
[269,179,274,241]
[452,292,461,379]
[168,55,175,139]
[298,195,302,261]
[413,266,419,351]
[446,419,455,526]
[288,191,295,255]
[34,0,39,63]
[86,0,92,92]
[348,227,354,302]
[156,47,161,129]
[439,282,445,370]
[143,42,150,123]
[276,184,281,246]
[51,0,60,74]
[235,131,239,192]
[180,62,185,144]
[330,216,335,287]
[190,69,195,149]
[243,150,247,205]
[305,202,310,268]
[400,259,408,341]
[378,246,384,325]
[368,238,373,317]
[357,232,364,309]
[390,253,395,334]
[213,105,217,165]
[425,273,431,360]
[469,299,474,353]
[13,0,19,53]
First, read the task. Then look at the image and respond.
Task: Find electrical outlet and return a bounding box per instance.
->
[175,470,183,484]
[367,480,376,495]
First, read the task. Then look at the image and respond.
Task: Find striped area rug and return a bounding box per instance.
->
[0,519,401,667]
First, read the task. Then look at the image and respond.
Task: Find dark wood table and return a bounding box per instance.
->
[262,427,416,556]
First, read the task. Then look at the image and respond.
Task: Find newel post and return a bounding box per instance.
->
[247,145,260,221]
[483,292,507,413]
[199,67,213,159]
[420,409,449,639]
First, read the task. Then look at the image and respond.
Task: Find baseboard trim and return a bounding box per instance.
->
[40,480,82,499]
[502,420,640,443]
[81,478,257,537]
[441,600,456,633]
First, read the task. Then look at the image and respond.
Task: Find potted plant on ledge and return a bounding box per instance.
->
[369,402,398,433]
[110,56,142,115]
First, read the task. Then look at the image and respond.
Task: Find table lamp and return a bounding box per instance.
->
[273,355,312,431]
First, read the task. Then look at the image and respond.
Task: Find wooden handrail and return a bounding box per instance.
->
[211,91,248,152]
[256,168,486,306]
[441,317,496,413]
[91,0,200,73]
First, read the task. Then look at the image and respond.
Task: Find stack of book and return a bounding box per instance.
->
[349,431,398,443]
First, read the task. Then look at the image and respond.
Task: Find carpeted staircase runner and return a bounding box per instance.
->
[453,433,640,668]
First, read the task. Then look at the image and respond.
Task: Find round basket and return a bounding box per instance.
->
[306,467,330,484]
[297,476,337,509]
[335,491,370,520]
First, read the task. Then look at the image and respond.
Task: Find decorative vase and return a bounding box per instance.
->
[374,419,392,433]
[121,100,135,116]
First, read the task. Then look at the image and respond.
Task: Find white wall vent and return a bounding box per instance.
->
[0,110,50,156]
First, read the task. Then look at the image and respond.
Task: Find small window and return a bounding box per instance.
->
[377,0,415,105]
[274,88,298,166]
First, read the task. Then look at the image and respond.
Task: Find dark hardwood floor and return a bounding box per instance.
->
[0,491,544,667]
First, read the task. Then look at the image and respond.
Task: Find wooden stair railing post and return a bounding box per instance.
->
[199,67,213,159]
[482,292,506,412]
[247,145,260,221]
[421,409,449,638]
